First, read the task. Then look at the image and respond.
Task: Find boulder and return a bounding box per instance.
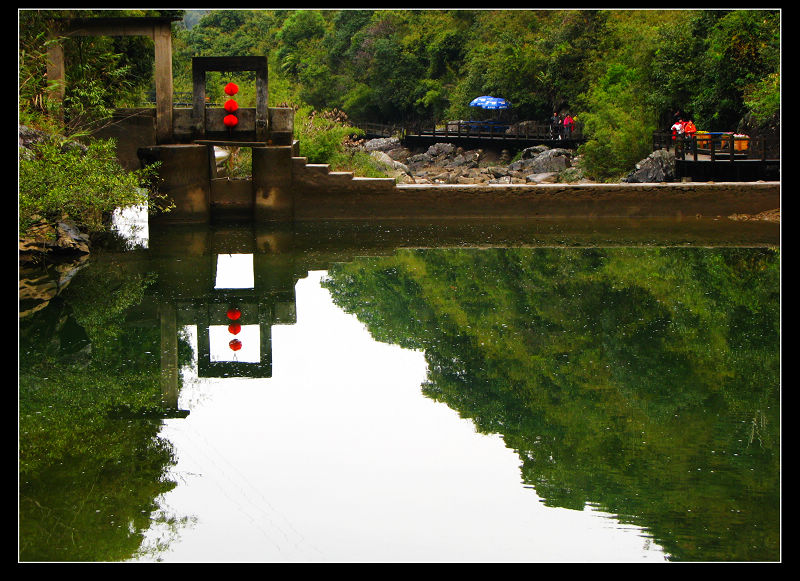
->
[364,137,402,152]
[426,142,456,157]
[525,172,559,184]
[528,148,572,173]
[370,150,410,173]
[386,147,412,162]
[622,149,676,183]
[19,217,91,263]
[519,145,550,159]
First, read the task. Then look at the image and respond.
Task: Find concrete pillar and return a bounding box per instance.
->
[139,144,211,223]
[252,146,294,222]
[268,107,295,146]
[153,23,174,144]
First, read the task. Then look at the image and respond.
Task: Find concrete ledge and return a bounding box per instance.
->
[293,181,780,221]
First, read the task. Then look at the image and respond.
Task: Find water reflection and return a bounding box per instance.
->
[18,219,780,562]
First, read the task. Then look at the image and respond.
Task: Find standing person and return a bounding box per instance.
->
[563,113,575,138]
[550,111,562,140]
[671,117,685,141]
[683,118,696,138]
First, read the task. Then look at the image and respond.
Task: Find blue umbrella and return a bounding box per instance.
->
[469,95,511,109]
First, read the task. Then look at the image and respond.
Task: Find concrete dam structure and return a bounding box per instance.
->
[115,105,780,226]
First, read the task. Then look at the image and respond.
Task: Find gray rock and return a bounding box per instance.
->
[364,137,402,152]
[519,145,550,159]
[526,148,572,173]
[525,172,558,183]
[558,166,586,183]
[18,125,48,149]
[386,147,412,162]
[487,166,509,178]
[55,220,91,254]
[407,152,432,165]
[370,150,410,174]
[622,149,676,183]
[489,175,514,184]
[426,142,456,157]
[507,157,540,172]
[20,217,91,260]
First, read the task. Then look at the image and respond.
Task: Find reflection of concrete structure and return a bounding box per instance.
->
[150,227,299,402]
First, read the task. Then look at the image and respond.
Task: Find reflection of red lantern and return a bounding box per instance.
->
[226,308,241,320]
[224,82,239,96]
[224,99,239,113]
[223,114,238,128]
[229,339,242,351]
[228,323,241,335]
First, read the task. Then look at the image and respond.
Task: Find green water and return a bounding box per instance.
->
[19,220,780,562]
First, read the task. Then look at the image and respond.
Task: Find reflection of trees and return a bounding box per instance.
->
[19,261,179,562]
[323,247,780,561]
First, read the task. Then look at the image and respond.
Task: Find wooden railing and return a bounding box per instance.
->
[653,131,779,162]
[355,120,584,142]
[356,122,404,138]
[410,120,582,141]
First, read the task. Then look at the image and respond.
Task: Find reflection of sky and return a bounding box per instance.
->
[110,204,148,249]
[135,272,667,563]
[215,254,254,289]
[209,324,260,363]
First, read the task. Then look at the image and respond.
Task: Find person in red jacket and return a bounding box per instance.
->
[563,113,575,138]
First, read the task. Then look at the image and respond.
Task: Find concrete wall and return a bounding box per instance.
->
[291,182,781,221]
[93,109,156,170]
[139,144,211,223]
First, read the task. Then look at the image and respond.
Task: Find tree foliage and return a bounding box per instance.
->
[322,246,780,561]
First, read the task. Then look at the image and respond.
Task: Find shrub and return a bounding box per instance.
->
[19,137,159,235]
[296,107,388,177]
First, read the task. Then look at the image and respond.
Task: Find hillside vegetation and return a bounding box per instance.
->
[20,9,780,184]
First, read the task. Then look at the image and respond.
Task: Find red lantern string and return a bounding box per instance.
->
[228,323,241,335]
[226,308,241,320]
[229,339,242,351]
[224,114,239,128]
[224,99,239,113]
[224,82,239,96]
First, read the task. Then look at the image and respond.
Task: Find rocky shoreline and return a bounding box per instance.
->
[362,137,590,185]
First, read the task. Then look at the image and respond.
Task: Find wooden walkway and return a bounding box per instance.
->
[357,121,585,151]
[653,132,780,181]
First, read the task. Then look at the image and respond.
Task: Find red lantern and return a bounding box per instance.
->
[223,114,239,128]
[224,99,239,113]
[228,323,241,335]
[226,308,241,320]
[229,339,242,351]
[224,82,239,96]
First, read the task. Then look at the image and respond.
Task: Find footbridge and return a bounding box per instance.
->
[357,121,585,151]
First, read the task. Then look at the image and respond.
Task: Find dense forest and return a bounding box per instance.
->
[19,9,780,182]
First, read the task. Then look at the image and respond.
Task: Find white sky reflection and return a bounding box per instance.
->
[135,271,667,563]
